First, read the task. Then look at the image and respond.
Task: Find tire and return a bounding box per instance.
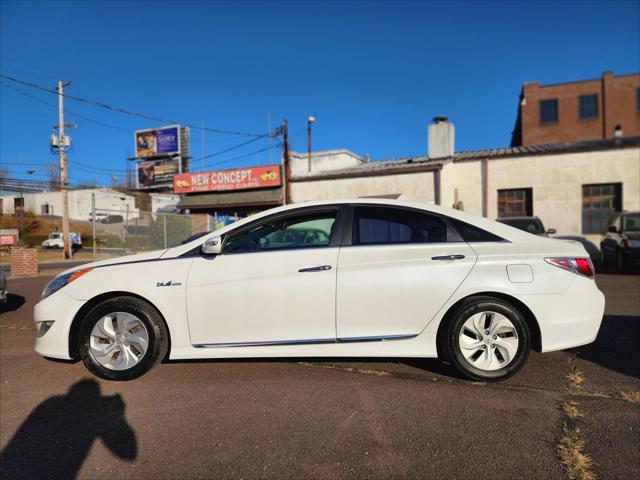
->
[78,296,168,381]
[444,296,531,382]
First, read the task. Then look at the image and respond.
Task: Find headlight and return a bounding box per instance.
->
[41,268,92,299]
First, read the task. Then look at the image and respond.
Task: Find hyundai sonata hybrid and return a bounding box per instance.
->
[34,199,604,381]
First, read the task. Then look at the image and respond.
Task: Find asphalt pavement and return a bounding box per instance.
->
[0,274,638,479]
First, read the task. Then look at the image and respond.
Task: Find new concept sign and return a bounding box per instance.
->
[137,158,181,189]
[135,125,181,158]
[174,165,281,194]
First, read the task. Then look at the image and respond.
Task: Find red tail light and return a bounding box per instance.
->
[545,257,595,278]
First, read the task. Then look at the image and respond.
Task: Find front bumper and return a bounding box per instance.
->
[34,291,85,360]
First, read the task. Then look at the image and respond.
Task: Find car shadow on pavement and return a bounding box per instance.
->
[0,379,137,480]
[0,294,25,314]
[569,314,640,380]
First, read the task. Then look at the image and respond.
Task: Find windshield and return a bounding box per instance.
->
[49,233,62,239]
[498,218,545,234]
[622,213,640,232]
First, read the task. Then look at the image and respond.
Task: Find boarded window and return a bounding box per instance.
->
[582,183,622,234]
[497,188,533,218]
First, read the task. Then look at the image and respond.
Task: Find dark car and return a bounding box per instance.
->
[600,211,640,273]
[496,216,556,237]
[0,271,7,305]
[100,215,124,224]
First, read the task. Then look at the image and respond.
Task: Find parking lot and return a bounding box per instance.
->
[0,273,638,480]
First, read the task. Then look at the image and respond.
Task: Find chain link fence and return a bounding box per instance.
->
[91,208,214,257]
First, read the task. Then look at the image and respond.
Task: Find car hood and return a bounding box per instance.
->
[57,249,167,277]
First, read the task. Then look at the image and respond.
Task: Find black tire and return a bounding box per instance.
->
[78,296,168,381]
[443,296,531,382]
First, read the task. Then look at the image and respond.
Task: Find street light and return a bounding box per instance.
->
[307,114,316,173]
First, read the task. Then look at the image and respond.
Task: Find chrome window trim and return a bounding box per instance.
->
[192,333,417,348]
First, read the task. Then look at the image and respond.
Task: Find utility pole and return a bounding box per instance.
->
[282,120,291,205]
[57,80,72,259]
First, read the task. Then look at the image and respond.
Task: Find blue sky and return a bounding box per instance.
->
[1,0,639,186]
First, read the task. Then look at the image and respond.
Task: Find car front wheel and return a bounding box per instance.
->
[78,296,168,381]
[444,297,530,381]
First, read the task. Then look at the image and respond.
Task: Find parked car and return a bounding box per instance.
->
[600,211,640,272]
[42,232,82,249]
[34,199,603,382]
[0,271,7,305]
[496,216,556,236]
[100,215,124,224]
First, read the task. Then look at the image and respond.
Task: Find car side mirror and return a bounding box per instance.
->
[201,236,222,255]
[546,228,556,235]
[607,226,618,233]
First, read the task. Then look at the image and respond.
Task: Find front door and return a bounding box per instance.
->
[186,208,341,346]
[336,205,477,340]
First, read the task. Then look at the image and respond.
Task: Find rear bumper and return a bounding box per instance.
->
[33,291,85,360]
[515,276,605,353]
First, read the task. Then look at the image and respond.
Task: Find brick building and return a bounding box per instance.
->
[511,71,640,146]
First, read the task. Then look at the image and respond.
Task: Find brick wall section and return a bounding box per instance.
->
[517,72,640,146]
[9,247,39,277]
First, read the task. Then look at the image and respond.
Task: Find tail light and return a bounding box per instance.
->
[545,257,595,278]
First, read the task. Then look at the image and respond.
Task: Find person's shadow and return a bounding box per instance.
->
[0,379,136,480]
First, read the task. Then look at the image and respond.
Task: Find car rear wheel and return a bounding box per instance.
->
[444,296,530,381]
[78,296,168,381]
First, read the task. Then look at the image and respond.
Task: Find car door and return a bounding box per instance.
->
[186,207,343,346]
[336,205,477,340]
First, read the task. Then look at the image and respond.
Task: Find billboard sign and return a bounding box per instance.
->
[137,158,182,189]
[174,165,281,194]
[135,125,181,158]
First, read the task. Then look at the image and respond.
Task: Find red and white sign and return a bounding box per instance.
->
[0,235,17,246]
[173,165,281,194]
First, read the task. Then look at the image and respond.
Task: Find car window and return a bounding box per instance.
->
[499,218,544,234]
[353,206,446,245]
[451,219,505,242]
[622,213,640,232]
[223,211,337,254]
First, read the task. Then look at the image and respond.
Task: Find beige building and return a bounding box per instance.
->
[289,120,640,246]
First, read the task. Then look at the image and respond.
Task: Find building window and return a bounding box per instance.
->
[497,188,533,218]
[582,183,622,234]
[539,99,558,124]
[637,88,640,113]
[578,94,598,119]
[14,197,24,213]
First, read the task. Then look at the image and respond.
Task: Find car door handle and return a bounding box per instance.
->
[431,254,466,261]
[298,265,332,273]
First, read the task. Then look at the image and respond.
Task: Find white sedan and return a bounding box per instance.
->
[34,199,604,381]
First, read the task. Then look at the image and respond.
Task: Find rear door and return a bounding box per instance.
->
[336,205,477,340]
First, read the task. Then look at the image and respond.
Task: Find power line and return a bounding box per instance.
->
[199,143,283,170]
[0,81,133,133]
[0,73,274,138]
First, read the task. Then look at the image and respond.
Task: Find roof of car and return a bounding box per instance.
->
[496,216,541,221]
